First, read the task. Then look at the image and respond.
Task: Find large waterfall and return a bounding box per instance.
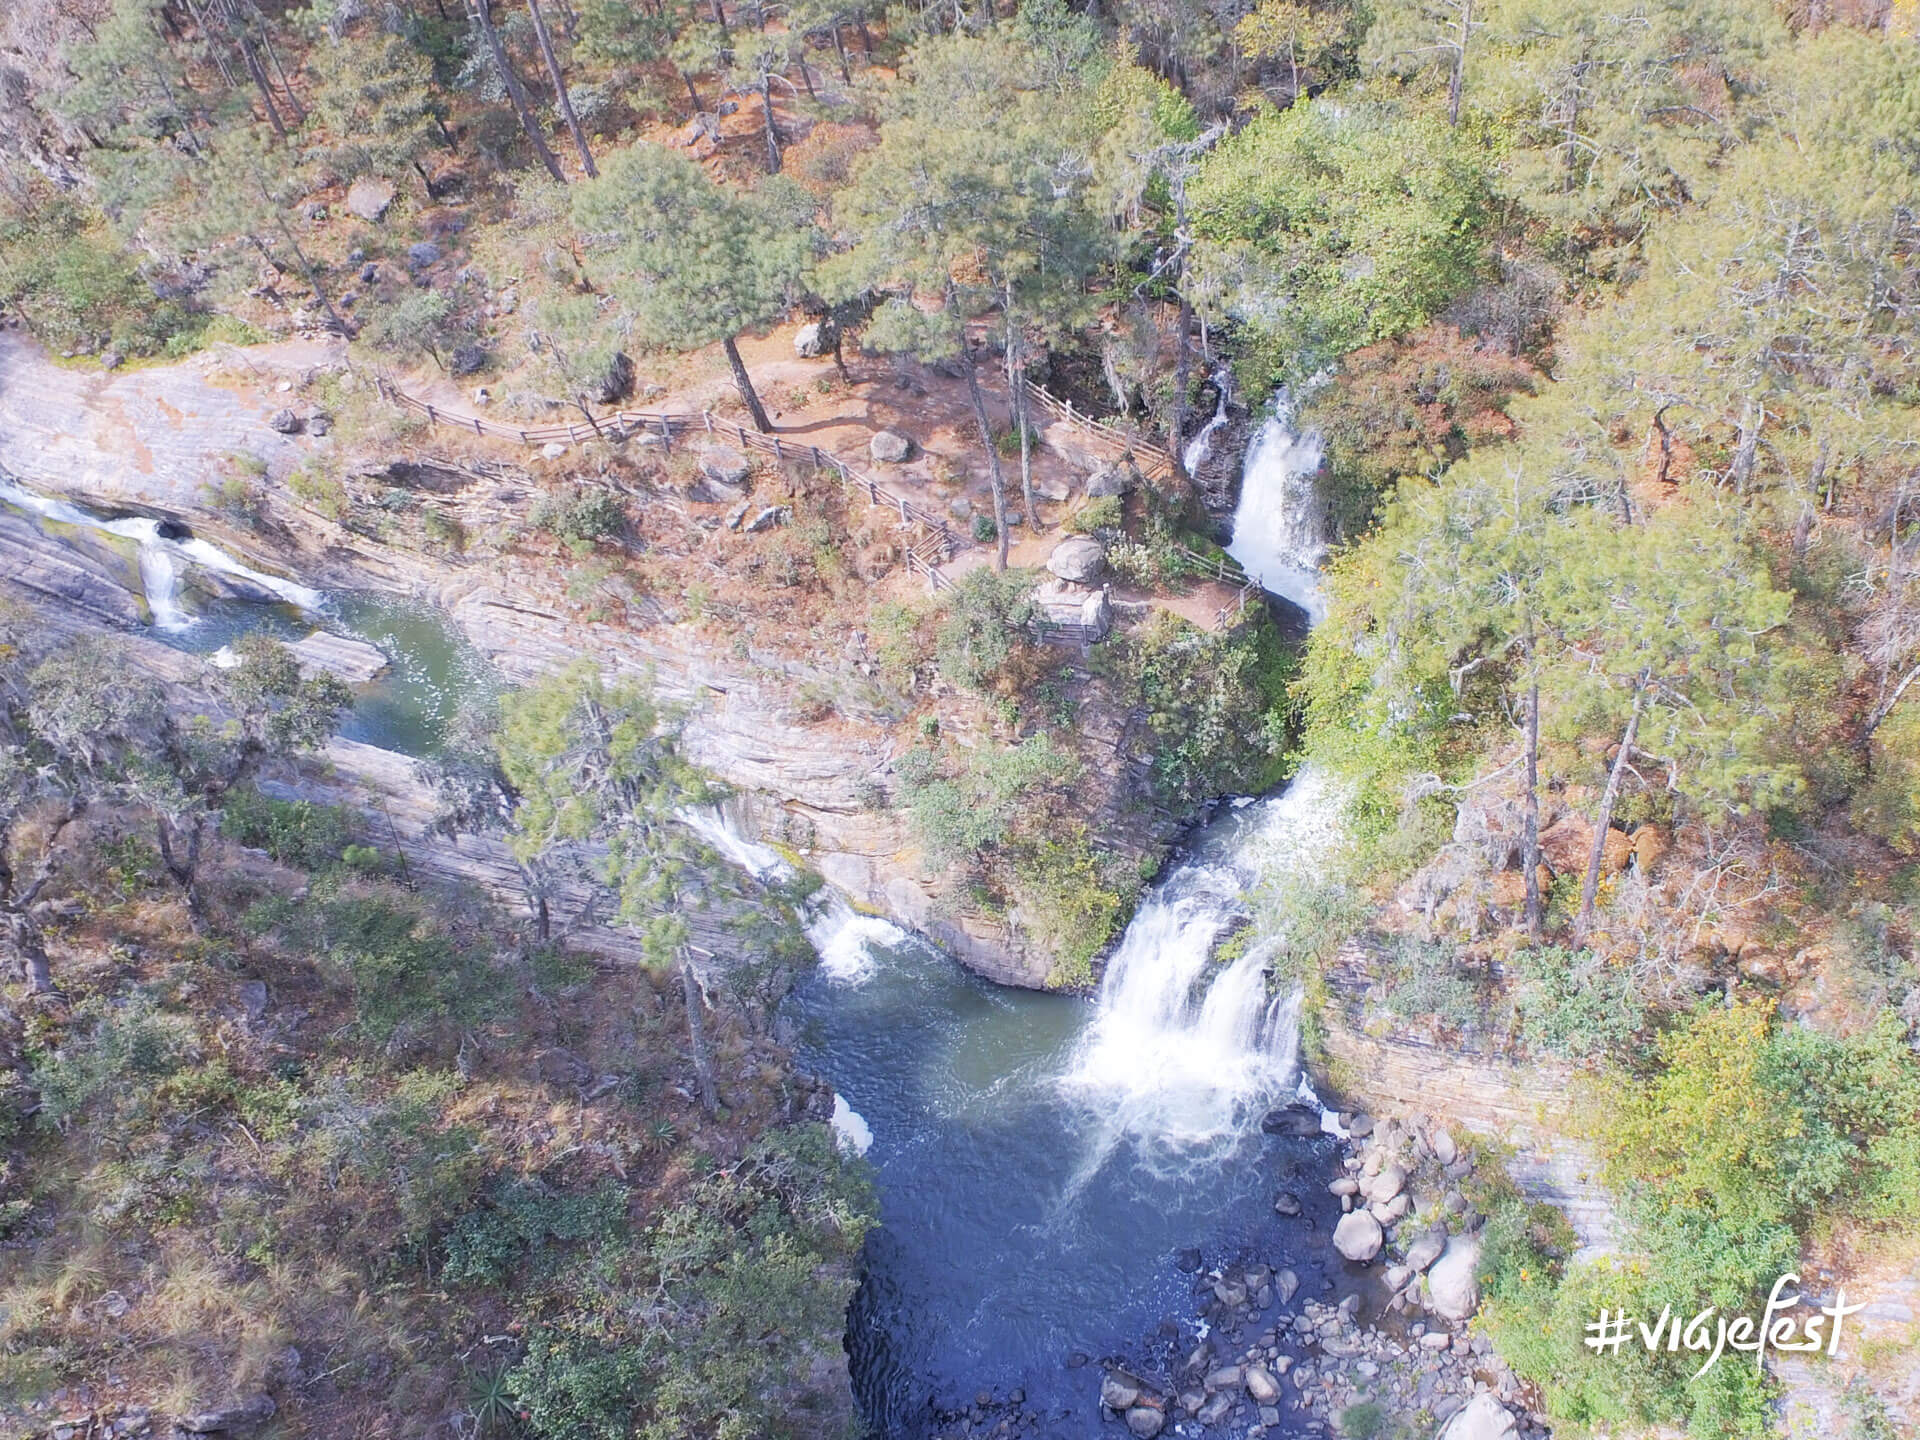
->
[1226,391,1328,623]
[1,475,323,628]
[1061,766,1341,1154]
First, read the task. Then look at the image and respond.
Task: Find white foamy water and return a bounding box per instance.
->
[1061,766,1342,1151]
[831,1093,874,1155]
[1225,392,1327,623]
[675,804,907,985]
[0,476,323,628]
[1182,374,1230,476]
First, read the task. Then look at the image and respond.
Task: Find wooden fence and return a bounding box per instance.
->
[1020,380,1176,483]
[373,375,960,591]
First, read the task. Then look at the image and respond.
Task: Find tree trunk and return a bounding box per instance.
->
[1446,0,1472,126]
[1004,308,1038,532]
[528,0,597,177]
[798,56,817,101]
[710,0,729,34]
[470,0,567,183]
[759,72,781,172]
[155,816,207,932]
[1576,679,1646,939]
[251,1,306,124]
[680,67,705,116]
[270,217,351,334]
[1522,673,1542,940]
[961,342,1011,570]
[831,23,851,81]
[680,954,719,1115]
[722,334,773,432]
[2,912,53,994]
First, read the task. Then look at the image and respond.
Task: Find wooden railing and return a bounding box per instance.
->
[372,375,959,591]
[1020,379,1176,483]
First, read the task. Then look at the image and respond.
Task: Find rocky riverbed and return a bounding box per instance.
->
[913,1105,1548,1440]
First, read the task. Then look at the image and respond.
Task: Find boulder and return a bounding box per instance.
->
[346,177,397,222]
[794,319,836,358]
[1125,1405,1165,1439]
[177,1394,276,1432]
[1437,1393,1518,1440]
[1173,1247,1203,1273]
[1245,1366,1281,1405]
[1084,462,1133,498]
[1274,1267,1299,1304]
[268,408,302,434]
[1362,1162,1408,1205]
[698,445,752,485]
[307,412,333,437]
[1347,1113,1375,1138]
[1272,1190,1302,1217]
[1203,1366,1243,1391]
[1081,586,1113,641]
[540,442,568,460]
[1262,1103,1322,1138]
[1427,1235,1481,1321]
[449,343,488,377]
[1102,1371,1145,1410]
[1631,824,1671,872]
[1371,1193,1411,1225]
[405,240,441,269]
[744,505,791,533]
[1333,1210,1384,1262]
[1046,536,1107,584]
[1405,1226,1448,1273]
[869,429,913,464]
[1430,1126,1458,1166]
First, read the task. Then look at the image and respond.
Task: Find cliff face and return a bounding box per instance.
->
[0,334,1076,985]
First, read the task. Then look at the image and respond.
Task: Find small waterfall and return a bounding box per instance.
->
[1,475,323,627]
[1226,391,1328,623]
[1181,371,1231,476]
[675,804,907,985]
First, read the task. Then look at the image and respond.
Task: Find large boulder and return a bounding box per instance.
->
[870,429,913,464]
[1081,586,1113,641]
[1362,1162,1408,1205]
[698,445,752,486]
[1333,1210,1384,1263]
[449,343,489,377]
[1426,1235,1482,1321]
[1046,536,1106,584]
[1085,462,1134,498]
[346,177,397,222]
[1261,1103,1322,1137]
[595,350,636,404]
[1437,1394,1518,1440]
[794,319,836,358]
[1405,1226,1448,1273]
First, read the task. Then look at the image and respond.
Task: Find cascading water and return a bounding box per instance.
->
[1181,369,1232,476]
[1226,390,1329,623]
[0,474,323,626]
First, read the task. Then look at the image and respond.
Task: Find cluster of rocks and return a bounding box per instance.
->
[32,1392,274,1440]
[1325,1114,1485,1326]
[267,407,331,437]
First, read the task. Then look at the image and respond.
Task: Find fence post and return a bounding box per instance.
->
[868,480,878,505]
[472,416,483,437]
[704,412,715,434]
[659,417,671,452]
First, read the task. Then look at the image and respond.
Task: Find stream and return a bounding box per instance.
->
[3,397,1342,1438]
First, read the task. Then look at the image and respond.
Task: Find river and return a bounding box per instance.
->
[3,395,1347,1437]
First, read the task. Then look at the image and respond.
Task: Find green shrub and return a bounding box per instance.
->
[1067,495,1123,533]
[1382,937,1482,1031]
[933,567,1039,695]
[32,991,199,1127]
[442,1178,627,1288]
[971,513,998,543]
[1511,945,1645,1060]
[532,486,626,552]
[896,736,1078,867]
[1338,1401,1385,1439]
[1009,826,1127,988]
[221,788,355,870]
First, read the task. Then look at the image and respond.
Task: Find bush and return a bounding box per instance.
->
[1067,495,1123,534]
[1102,611,1294,804]
[1382,937,1482,1030]
[933,567,1040,695]
[32,991,199,1127]
[896,736,1079,867]
[443,1178,627,1288]
[1009,826,1128,987]
[532,486,626,552]
[1511,945,1645,1060]
[221,788,355,870]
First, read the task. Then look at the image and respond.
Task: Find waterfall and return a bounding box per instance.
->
[1226,390,1328,623]
[1181,371,1231,476]
[1060,767,1342,1151]
[674,804,907,985]
[1,475,323,627]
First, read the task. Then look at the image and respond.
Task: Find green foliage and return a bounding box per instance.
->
[0,191,212,358]
[1103,612,1293,804]
[219,787,355,870]
[1382,936,1481,1031]
[531,485,627,551]
[1337,1400,1386,1440]
[1188,99,1489,373]
[1510,945,1645,1060]
[896,735,1079,867]
[1067,495,1124,533]
[1009,825,1128,987]
[932,567,1039,694]
[31,991,198,1127]
[442,1178,627,1287]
